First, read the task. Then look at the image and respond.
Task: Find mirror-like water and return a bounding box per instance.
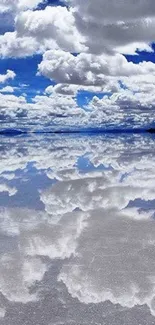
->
[0,133,155,325]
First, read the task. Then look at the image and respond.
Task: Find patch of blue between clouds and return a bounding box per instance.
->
[125,44,155,63]
[0,45,155,131]
[0,55,53,100]
[38,0,66,10]
[77,91,112,108]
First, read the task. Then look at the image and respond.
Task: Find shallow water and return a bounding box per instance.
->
[0,133,155,324]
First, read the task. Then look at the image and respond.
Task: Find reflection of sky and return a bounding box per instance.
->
[0,163,55,210]
[0,134,155,324]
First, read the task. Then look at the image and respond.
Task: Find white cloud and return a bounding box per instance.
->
[66,0,155,54]
[39,50,155,84]
[45,83,119,96]
[1,0,155,58]
[15,6,85,52]
[0,85,14,93]
[0,0,45,13]
[0,70,16,83]
[0,32,42,58]
[0,183,17,196]
[0,86,155,130]
[0,6,85,58]
[17,0,46,10]
[0,1,155,129]
[38,50,155,117]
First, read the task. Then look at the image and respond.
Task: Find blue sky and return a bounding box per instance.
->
[0,0,155,131]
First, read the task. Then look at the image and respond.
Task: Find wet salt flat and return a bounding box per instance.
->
[0,133,155,325]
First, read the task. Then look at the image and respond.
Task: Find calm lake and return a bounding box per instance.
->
[0,133,155,325]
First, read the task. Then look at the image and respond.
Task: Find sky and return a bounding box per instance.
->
[0,0,155,130]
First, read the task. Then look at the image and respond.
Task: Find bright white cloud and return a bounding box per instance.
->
[0,5,85,58]
[39,50,155,84]
[15,6,85,52]
[0,0,45,13]
[0,32,43,58]
[0,70,16,83]
[0,0,155,129]
[0,85,14,93]
[0,87,155,130]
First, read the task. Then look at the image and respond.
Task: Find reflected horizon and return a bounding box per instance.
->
[0,133,155,324]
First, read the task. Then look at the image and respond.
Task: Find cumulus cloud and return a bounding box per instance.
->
[86,89,155,128]
[45,83,119,97]
[66,0,155,54]
[1,0,155,58]
[0,0,155,129]
[39,50,155,85]
[0,0,45,13]
[0,183,17,196]
[0,69,16,83]
[0,5,85,58]
[37,50,155,128]
[15,6,85,52]
[0,85,14,93]
[0,91,88,130]
[0,31,43,58]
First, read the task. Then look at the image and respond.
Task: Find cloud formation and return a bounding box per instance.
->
[0,0,45,13]
[0,0,155,128]
[67,0,155,54]
[0,70,15,83]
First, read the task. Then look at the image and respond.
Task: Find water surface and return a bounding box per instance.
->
[0,133,155,324]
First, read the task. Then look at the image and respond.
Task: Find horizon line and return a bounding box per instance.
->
[0,127,155,136]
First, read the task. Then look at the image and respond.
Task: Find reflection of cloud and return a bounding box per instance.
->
[41,171,155,216]
[1,134,155,321]
[0,134,155,180]
[58,208,155,316]
[0,207,88,304]
[0,207,48,236]
[0,207,48,303]
[0,306,6,318]
[0,253,47,303]
[22,210,89,259]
